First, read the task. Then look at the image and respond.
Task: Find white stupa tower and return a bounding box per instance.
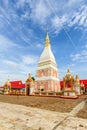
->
[35,29,60,92]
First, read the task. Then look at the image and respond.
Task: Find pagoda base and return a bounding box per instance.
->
[62,90,78,98]
[34,91,62,96]
[60,95,78,99]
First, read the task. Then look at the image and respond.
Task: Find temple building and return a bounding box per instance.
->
[35,29,60,95]
[62,69,78,98]
[25,73,35,96]
[61,69,81,98]
[1,72,87,96]
[1,30,87,97]
[80,80,87,93]
[4,80,25,95]
[3,73,35,95]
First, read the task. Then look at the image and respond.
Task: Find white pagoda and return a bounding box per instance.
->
[35,29,60,94]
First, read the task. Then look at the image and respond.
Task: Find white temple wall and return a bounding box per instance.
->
[35,79,60,92]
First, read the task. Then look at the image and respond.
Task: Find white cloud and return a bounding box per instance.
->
[3,60,19,69]
[0,35,18,51]
[69,5,87,28]
[50,4,87,34]
[2,0,9,7]
[0,6,11,26]
[70,63,75,67]
[1,0,87,35]
[30,0,51,24]
[66,0,83,7]
[52,1,87,33]
[0,72,26,86]
[16,0,26,8]
[51,16,67,33]
[0,53,39,85]
[71,50,87,63]
[85,44,87,48]
[2,54,39,70]
[0,0,87,83]
[22,55,39,65]
[36,43,43,49]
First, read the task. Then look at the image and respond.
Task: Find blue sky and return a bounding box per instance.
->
[0,0,87,85]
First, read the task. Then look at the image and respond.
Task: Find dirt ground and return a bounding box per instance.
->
[0,95,87,114]
[77,100,87,119]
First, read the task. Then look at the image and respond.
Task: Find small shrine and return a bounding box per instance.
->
[25,73,35,96]
[62,69,77,98]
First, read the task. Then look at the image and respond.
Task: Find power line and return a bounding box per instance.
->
[46,0,78,52]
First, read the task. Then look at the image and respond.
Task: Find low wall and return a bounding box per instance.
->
[34,91,62,96]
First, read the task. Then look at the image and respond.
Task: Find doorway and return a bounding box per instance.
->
[26,85,30,96]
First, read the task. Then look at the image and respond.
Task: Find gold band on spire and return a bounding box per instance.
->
[45,28,50,47]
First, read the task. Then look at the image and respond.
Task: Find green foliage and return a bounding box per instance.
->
[32,77,35,81]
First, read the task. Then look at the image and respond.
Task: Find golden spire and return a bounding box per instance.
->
[67,69,70,73]
[66,68,70,75]
[75,74,79,82]
[45,28,50,47]
[76,74,79,79]
[26,73,33,83]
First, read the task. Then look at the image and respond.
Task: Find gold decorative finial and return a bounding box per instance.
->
[46,27,48,33]
[26,73,33,83]
[66,64,71,74]
[67,68,70,73]
[45,28,50,47]
[75,74,79,82]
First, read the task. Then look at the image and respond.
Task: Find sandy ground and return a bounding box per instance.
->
[0,95,87,113]
[77,101,87,119]
[0,95,87,130]
[0,102,87,130]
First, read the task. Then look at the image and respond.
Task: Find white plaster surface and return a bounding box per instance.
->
[39,46,56,65]
[37,64,58,71]
[0,102,87,130]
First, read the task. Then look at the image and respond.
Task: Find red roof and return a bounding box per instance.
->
[60,80,87,89]
[10,81,25,89]
[4,80,25,89]
[80,80,87,88]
